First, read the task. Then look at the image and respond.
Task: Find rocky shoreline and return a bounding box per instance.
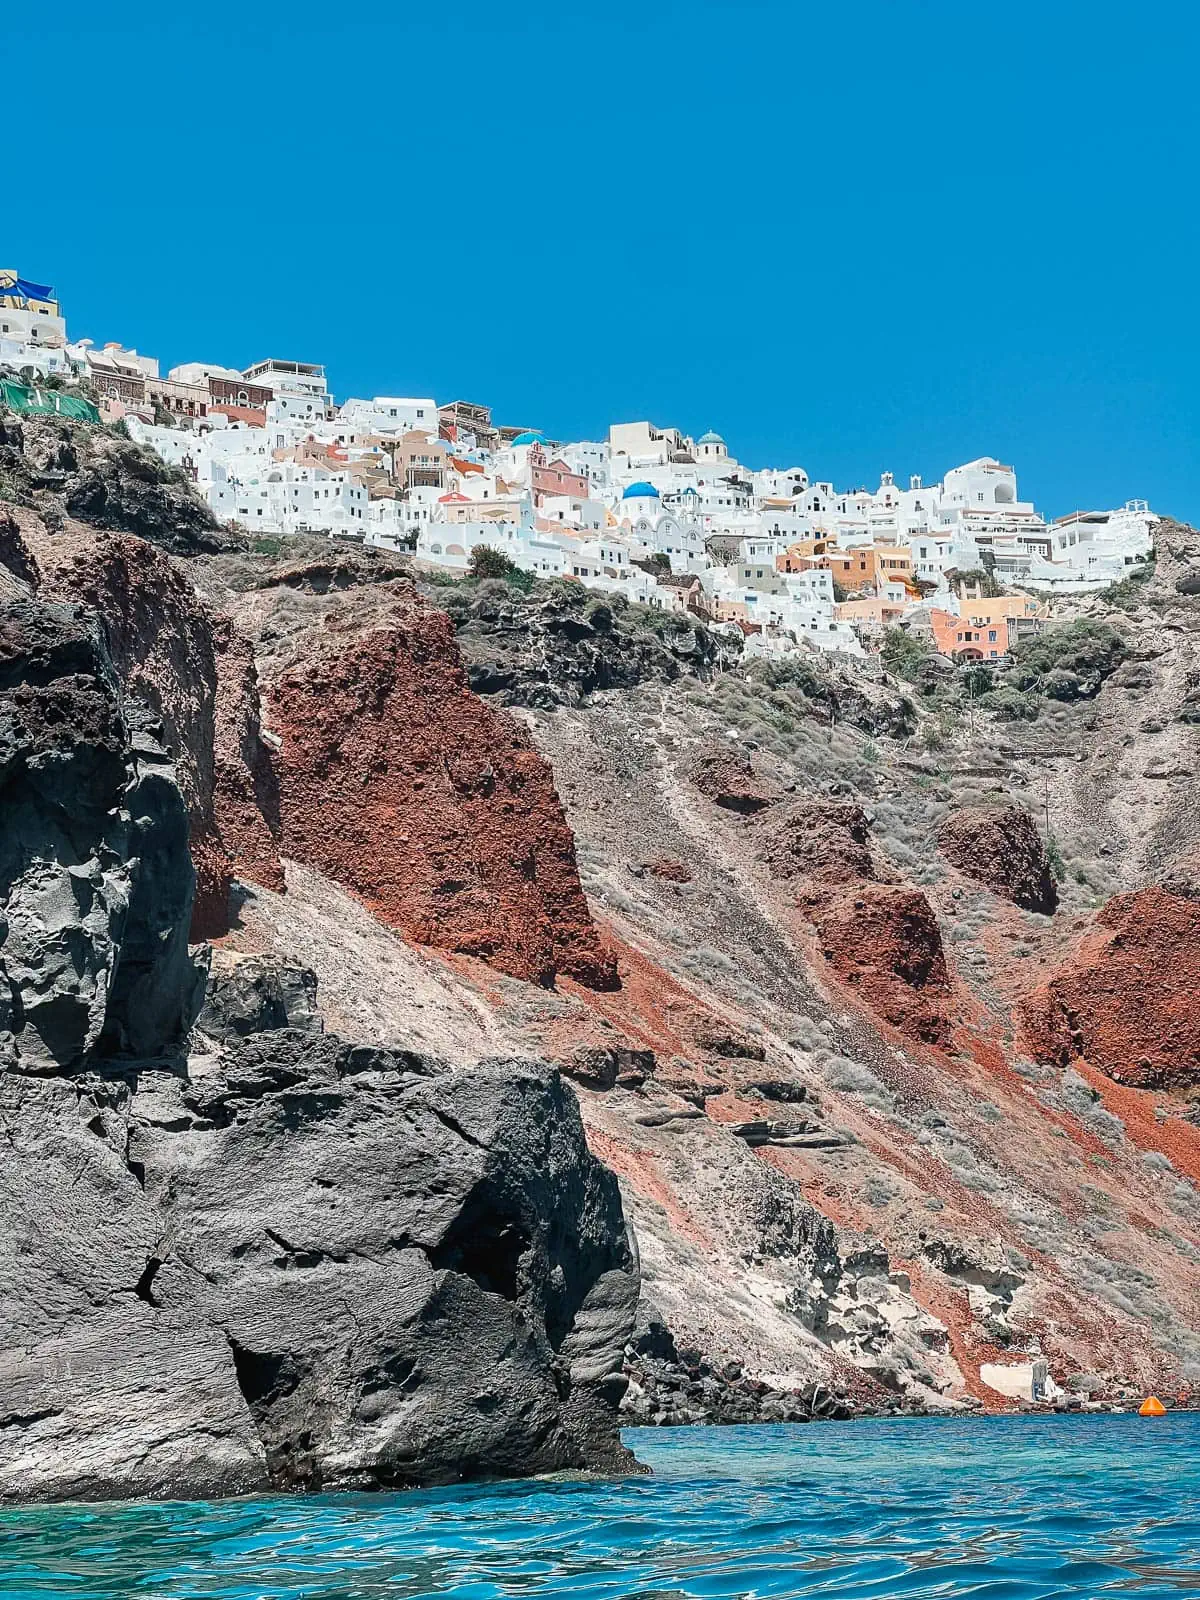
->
[0,598,639,1503]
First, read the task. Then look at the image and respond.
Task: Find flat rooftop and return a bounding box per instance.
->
[243,358,326,379]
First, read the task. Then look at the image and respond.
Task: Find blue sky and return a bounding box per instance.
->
[7,0,1198,520]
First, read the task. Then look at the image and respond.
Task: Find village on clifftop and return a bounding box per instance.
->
[2,270,1158,664]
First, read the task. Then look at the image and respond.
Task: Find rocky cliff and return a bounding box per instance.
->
[0,600,204,1071]
[0,414,232,555]
[5,425,1200,1445]
[1021,886,1200,1088]
[429,576,739,707]
[938,805,1058,914]
[177,534,1200,1416]
[0,592,638,1503]
[0,505,282,936]
[0,1030,638,1502]
[259,580,617,987]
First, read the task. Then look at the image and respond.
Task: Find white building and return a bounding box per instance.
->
[337,396,438,436]
[0,273,71,376]
[609,419,692,470]
[243,359,332,416]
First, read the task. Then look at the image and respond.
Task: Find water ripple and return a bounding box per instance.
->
[1,1416,1197,1600]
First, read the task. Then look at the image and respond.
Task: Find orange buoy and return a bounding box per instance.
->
[1139,1396,1167,1416]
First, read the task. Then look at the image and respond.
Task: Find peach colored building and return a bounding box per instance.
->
[957,595,1047,632]
[778,538,915,593]
[777,536,837,574]
[834,596,908,634]
[930,608,1008,660]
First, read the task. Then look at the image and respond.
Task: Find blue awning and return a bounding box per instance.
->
[0,277,55,302]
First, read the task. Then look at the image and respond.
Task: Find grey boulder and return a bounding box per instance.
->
[0,1032,639,1501]
[0,600,205,1072]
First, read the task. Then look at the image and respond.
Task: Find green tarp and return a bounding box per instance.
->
[0,378,99,423]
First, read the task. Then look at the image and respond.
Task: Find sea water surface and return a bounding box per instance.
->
[2,1416,1198,1600]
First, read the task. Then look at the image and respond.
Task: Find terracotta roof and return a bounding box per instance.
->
[438,491,471,504]
[450,456,484,474]
[210,404,265,427]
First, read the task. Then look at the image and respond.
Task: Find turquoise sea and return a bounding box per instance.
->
[2,1416,1197,1600]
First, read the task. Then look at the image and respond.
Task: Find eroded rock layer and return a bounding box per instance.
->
[267,585,617,988]
[0,599,204,1071]
[1021,886,1200,1087]
[0,592,638,1503]
[2,508,282,936]
[811,883,952,1046]
[0,1035,638,1502]
[939,805,1057,914]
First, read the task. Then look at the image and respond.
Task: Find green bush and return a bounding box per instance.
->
[880,626,931,681]
[1042,667,1085,701]
[540,578,588,608]
[465,544,533,591]
[960,663,995,696]
[468,544,514,580]
[977,685,1040,721]
[1102,561,1156,609]
[1046,836,1066,882]
[1004,619,1127,699]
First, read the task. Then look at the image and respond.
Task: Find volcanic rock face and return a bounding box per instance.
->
[267,585,616,988]
[763,799,875,884]
[0,1033,639,1503]
[0,595,639,1502]
[4,510,283,936]
[198,951,322,1041]
[1021,886,1200,1087]
[754,799,951,1044]
[939,805,1057,914]
[443,581,737,708]
[690,746,777,813]
[622,1303,852,1426]
[0,510,37,591]
[811,884,952,1045]
[263,548,413,594]
[0,415,231,555]
[208,612,285,907]
[0,600,205,1071]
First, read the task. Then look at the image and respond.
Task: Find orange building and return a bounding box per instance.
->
[930,608,1010,660]
[777,536,836,573]
[834,596,909,633]
[778,538,915,593]
[957,596,1047,632]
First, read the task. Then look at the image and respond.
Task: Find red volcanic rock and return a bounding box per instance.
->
[210,614,285,902]
[1021,886,1200,1087]
[763,800,875,885]
[267,586,616,989]
[10,511,282,935]
[939,805,1057,914]
[645,857,693,883]
[689,746,777,814]
[750,793,949,1044]
[811,884,952,1046]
